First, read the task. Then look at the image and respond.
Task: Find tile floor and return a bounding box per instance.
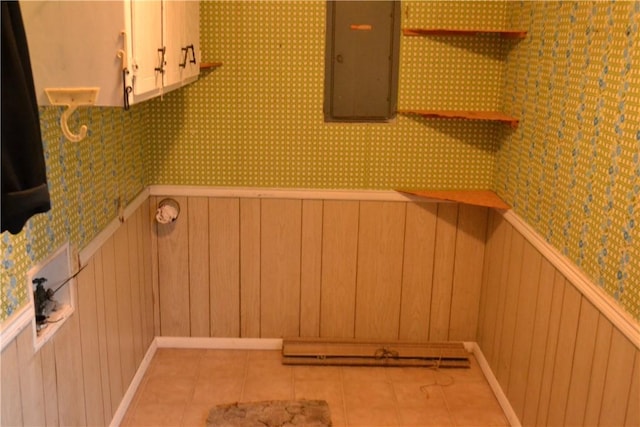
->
[121,348,509,427]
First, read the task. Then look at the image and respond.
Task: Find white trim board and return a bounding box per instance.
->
[110,338,158,427]
[79,187,150,266]
[469,342,521,427]
[501,210,640,349]
[149,185,428,202]
[156,336,283,350]
[0,304,33,351]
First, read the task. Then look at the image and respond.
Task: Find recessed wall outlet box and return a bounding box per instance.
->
[27,242,76,351]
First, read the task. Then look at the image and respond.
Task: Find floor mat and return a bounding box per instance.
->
[206,399,331,427]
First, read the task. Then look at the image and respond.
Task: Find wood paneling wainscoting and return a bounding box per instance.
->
[151,195,489,342]
[3,188,638,427]
[477,210,640,427]
[0,199,154,427]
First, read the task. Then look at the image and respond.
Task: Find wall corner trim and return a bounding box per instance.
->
[501,210,640,349]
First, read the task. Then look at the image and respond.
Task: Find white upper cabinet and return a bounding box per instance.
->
[163,0,186,90]
[21,0,200,108]
[183,1,201,82]
[130,0,164,99]
[163,0,201,91]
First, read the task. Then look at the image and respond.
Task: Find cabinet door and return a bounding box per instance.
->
[182,0,200,82]
[130,0,163,97]
[163,0,200,88]
[21,1,127,107]
[163,0,185,90]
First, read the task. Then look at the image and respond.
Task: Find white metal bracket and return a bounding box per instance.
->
[44,87,100,142]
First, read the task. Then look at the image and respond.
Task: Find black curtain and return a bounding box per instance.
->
[1,1,51,234]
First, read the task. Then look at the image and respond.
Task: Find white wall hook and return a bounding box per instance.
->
[44,88,100,142]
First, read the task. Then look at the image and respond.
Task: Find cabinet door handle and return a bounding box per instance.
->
[180,46,188,68]
[179,45,196,68]
[122,69,133,110]
[155,47,166,74]
[188,44,196,64]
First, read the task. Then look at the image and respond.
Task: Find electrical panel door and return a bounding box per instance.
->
[324,1,400,121]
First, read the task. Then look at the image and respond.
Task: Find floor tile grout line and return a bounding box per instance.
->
[179,349,207,426]
[438,381,457,427]
[292,366,296,402]
[389,381,404,427]
[385,367,403,427]
[430,365,459,427]
[239,350,250,402]
[339,366,350,427]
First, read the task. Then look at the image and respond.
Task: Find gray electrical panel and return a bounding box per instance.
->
[324,1,400,122]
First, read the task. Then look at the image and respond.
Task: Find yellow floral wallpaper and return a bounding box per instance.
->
[498,0,639,319]
[1,106,148,322]
[2,1,638,324]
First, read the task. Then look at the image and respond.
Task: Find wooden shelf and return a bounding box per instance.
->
[398,109,519,128]
[199,62,223,71]
[397,189,511,210]
[402,28,527,39]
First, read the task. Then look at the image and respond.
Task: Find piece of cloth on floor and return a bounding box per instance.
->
[206,399,332,427]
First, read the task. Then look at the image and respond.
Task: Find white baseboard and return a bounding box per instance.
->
[469,342,521,427]
[110,338,158,427]
[155,336,283,350]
